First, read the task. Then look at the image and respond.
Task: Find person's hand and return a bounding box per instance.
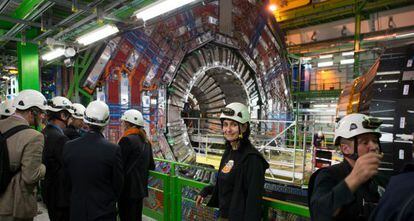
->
[195,195,204,206]
[345,152,382,192]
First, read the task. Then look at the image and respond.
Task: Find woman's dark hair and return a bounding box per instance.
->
[124,121,150,144]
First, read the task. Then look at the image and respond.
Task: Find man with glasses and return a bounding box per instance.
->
[0,89,48,221]
[309,113,385,221]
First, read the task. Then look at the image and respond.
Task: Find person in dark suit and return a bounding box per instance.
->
[42,96,73,221]
[118,109,155,221]
[63,103,86,140]
[63,100,123,221]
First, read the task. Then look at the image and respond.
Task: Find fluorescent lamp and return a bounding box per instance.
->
[313,104,328,108]
[340,59,355,65]
[268,4,277,12]
[41,48,65,61]
[319,54,333,59]
[76,24,119,46]
[301,57,312,61]
[135,0,196,21]
[318,61,333,67]
[396,32,414,39]
[342,51,354,56]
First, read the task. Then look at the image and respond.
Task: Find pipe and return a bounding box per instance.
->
[0,2,54,45]
[0,0,10,14]
[52,0,128,41]
[0,15,43,28]
[33,0,104,42]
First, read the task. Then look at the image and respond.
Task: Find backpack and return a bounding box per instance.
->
[307,167,327,220]
[0,125,31,194]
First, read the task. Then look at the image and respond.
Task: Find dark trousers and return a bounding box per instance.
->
[118,198,143,221]
[47,206,69,221]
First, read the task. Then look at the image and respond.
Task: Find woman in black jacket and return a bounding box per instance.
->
[118,109,155,221]
[196,102,269,221]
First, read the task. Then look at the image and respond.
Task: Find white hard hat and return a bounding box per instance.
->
[83,100,110,127]
[220,102,250,124]
[71,103,86,119]
[121,109,144,127]
[47,96,74,114]
[13,89,47,111]
[0,99,15,117]
[334,113,382,145]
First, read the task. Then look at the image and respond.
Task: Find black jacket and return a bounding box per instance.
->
[63,131,124,221]
[41,124,70,208]
[310,160,382,221]
[369,163,414,221]
[118,134,155,199]
[63,125,81,140]
[200,141,269,221]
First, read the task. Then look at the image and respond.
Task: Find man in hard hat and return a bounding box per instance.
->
[0,89,48,220]
[0,99,15,119]
[64,103,86,140]
[42,96,74,221]
[63,100,123,221]
[309,113,384,221]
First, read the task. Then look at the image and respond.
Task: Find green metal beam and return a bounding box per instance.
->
[17,28,40,90]
[78,88,93,103]
[353,5,363,77]
[13,0,45,19]
[0,0,45,29]
[67,48,98,99]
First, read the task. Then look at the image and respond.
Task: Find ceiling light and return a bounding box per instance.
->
[319,54,333,59]
[301,57,312,62]
[396,32,414,39]
[268,4,277,12]
[135,0,196,21]
[317,61,333,67]
[313,104,329,108]
[41,48,65,61]
[342,51,354,56]
[340,59,354,65]
[76,24,119,46]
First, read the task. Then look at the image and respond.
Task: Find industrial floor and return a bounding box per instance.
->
[34,203,155,221]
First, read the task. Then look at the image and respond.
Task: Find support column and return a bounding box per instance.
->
[353,1,366,78]
[17,28,40,91]
[353,12,361,78]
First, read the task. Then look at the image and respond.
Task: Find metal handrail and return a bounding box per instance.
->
[144,158,310,221]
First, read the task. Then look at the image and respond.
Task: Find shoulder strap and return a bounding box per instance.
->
[1,125,31,139]
[126,141,147,175]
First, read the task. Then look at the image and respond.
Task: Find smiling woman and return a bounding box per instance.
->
[195,102,270,220]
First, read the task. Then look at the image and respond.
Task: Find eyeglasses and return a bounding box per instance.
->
[221,108,242,118]
[362,117,382,129]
